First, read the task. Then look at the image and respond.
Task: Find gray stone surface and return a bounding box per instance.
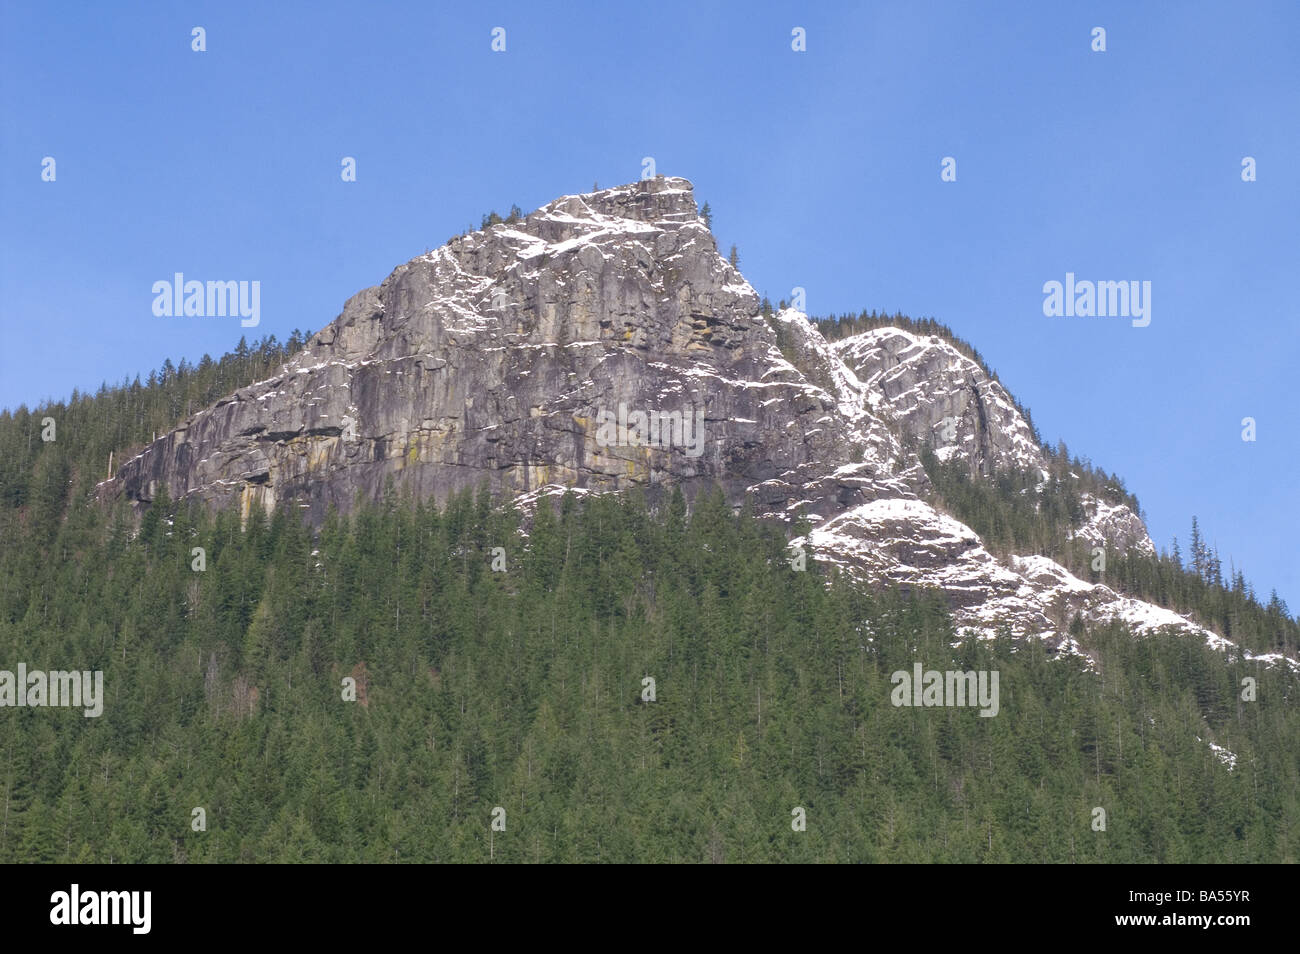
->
[106,178,899,526]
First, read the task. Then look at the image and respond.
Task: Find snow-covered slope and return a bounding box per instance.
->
[834,327,1044,474]
[834,327,1154,555]
[1071,493,1156,555]
[772,317,1271,666]
[790,498,1226,663]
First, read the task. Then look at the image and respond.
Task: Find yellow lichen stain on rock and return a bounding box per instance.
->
[238,480,275,529]
[306,436,337,471]
[614,445,658,481]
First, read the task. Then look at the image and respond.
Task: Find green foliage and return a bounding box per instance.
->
[0,333,308,515]
[920,448,1299,658]
[479,205,522,231]
[920,444,1112,560]
[0,476,1295,862]
[0,335,1295,863]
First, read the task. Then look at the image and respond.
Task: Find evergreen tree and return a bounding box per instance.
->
[1190,517,1205,579]
[0,336,1296,864]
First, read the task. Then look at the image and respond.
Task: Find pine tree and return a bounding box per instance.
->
[2,328,1299,863]
[1190,517,1204,579]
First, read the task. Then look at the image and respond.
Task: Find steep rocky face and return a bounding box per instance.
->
[102,176,1250,663]
[1072,494,1156,556]
[833,327,1155,555]
[834,327,1044,476]
[106,178,903,526]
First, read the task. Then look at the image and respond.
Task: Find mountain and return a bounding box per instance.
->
[99,176,1290,672]
[5,177,1298,865]
[107,176,898,527]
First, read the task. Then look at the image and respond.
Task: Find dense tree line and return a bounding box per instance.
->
[0,334,1294,862]
[0,333,309,519]
[919,447,1299,659]
[0,478,1294,862]
[919,442,1138,559]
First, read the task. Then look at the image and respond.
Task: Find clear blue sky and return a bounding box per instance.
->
[2,1,1296,608]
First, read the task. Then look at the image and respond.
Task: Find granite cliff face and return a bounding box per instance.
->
[103,176,1260,661]
[834,328,1043,476]
[109,177,903,528]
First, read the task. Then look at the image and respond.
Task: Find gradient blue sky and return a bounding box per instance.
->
[2,1,1296,607]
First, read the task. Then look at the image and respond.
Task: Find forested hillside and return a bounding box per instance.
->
[2,480,1297,861]
[0,340,1296,863]
[813,309,1296,659]
[0,333,308,515]
[918,440,1298,660]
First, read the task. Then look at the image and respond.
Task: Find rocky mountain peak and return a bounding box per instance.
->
[99,177,1273,668]
[536,175,703,226]
[106,177,871,527]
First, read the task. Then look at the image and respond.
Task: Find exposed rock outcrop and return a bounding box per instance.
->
[102,176,1240,661]
[108,178,900,526]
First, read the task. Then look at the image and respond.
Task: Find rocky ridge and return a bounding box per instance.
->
[101,177,1268,666]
